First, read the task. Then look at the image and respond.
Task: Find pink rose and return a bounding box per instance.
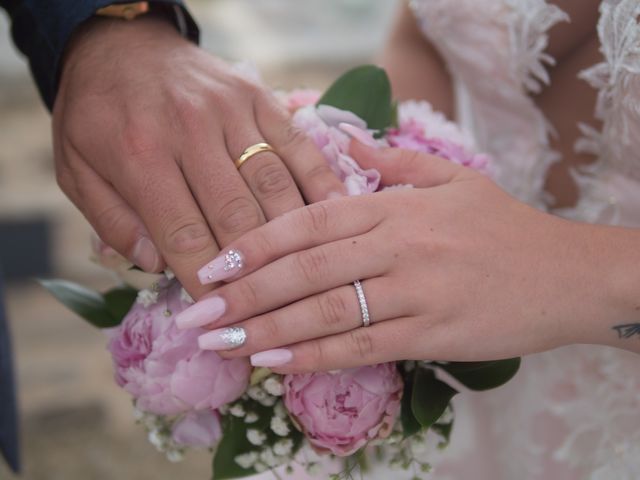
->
[283,363,403,456]
[107,278,251,415]
[292,104,380,195]
[171,410,222,448]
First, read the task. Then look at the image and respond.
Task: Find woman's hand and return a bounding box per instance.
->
[53,15,344,299]
[175,141,640,372]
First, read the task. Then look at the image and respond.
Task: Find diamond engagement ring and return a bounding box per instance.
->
[353,280,371,327]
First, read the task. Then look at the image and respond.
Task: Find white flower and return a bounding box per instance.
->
[307,463,322,476]
[244,412,259,424]
[164,268,175,280]
[136,288,159,307]
[247,385,267,401]
[270,416,290,437]
[229,404,246,417]
[180,288,194,304]
[263,377,284,396]
[259,395,277,407]
[218,404,229,415]
[247,429,267,446]
[234,452,259,469]
[254,462,268,473]
[166,449,184,463]
[259,447,280,468]
[148,429,165,450]
[273,439,294,456]
[274,401,287,419]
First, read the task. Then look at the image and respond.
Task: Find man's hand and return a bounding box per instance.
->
[53,15,344,299]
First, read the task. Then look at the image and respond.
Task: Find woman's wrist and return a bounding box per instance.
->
[567,221,640,353]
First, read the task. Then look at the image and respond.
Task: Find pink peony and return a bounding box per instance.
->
[282,88,322,113]
[171,410,222,448]
[283,363,403,456]
[107,278,251,415]
[387,100,491,174]
[292,104,380,195]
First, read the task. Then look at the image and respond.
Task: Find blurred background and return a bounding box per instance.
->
[0,1,395,478]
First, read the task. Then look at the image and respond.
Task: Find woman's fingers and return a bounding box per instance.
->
[256,94,347,202]
[255,317,419,373]
[178,234,388,330]
[196,278,404,358]
[349,139,472,187]
[196,195,385,286]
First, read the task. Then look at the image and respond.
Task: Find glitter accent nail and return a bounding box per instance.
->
[198,249,245,285]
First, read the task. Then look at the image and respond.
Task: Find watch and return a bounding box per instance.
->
[96,2,150,21]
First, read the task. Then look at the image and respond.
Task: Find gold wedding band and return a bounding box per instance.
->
[234,143,275,169]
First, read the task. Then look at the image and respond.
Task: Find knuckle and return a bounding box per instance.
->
[252,161,294,199]
[120,120,161,161]
[216,195,263,235]
[317,290,348,328]
[301,203,330,234]
[235,279,259,309]
[294,248,330,284]
[259,313,281,340]
[281,124,309,151]
[163,220,212,256]
[348,329,375,359]
[94,204,131,239]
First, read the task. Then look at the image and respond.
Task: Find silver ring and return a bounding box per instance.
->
[353,280,371,327]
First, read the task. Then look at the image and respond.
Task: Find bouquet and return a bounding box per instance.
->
[42,66,519,479]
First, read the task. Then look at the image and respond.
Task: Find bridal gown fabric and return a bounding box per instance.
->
[251,1,640,478]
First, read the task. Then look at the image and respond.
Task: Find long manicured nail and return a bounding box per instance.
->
[175,296,226,330]
[198,249,244,285]
[250,349,292,367]
[198,327,246,350]
[339,123,380,148]
[132,237,160,272]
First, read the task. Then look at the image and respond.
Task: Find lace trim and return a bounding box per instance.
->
[410,0,567,211]
[565,0,640,225]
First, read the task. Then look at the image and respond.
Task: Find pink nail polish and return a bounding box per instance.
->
[175,296,226,330]
[250,349,292,367]
[132,237,160,272]
[198,249,244,285]
[339,123,380,149]
[198,327,246,350]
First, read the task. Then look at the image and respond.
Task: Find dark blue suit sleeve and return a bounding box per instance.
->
[0,0,199,110]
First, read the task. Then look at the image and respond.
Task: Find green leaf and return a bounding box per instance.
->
[317,65,394,132]
[38,279,120,329]
[411,368,457,429]
[103,286,138,324]
[212,414,258,479]
[400,373,421,438]
[431,418,454,448]
[437,358,521,391]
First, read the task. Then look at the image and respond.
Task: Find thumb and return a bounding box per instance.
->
[348,135,468,188]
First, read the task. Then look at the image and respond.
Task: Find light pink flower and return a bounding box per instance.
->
[283,364,403,456]
[107,278,251,415]
[292,105,380,196]
[282,88,322,113]
[171,410,222,448]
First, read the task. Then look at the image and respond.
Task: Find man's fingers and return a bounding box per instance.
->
[224,116,305,219]
[255,94,347,202]
[181,128,267,248]
[116,153,219,298]
[58,148,165,272]
[349,139,470,187]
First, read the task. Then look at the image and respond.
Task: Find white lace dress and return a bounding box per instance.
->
[402,0,640,478]
[252,1,640,478]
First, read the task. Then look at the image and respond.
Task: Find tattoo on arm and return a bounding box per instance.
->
[612,323,640,339]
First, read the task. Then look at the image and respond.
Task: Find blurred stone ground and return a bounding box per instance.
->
[0,1,394,479]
